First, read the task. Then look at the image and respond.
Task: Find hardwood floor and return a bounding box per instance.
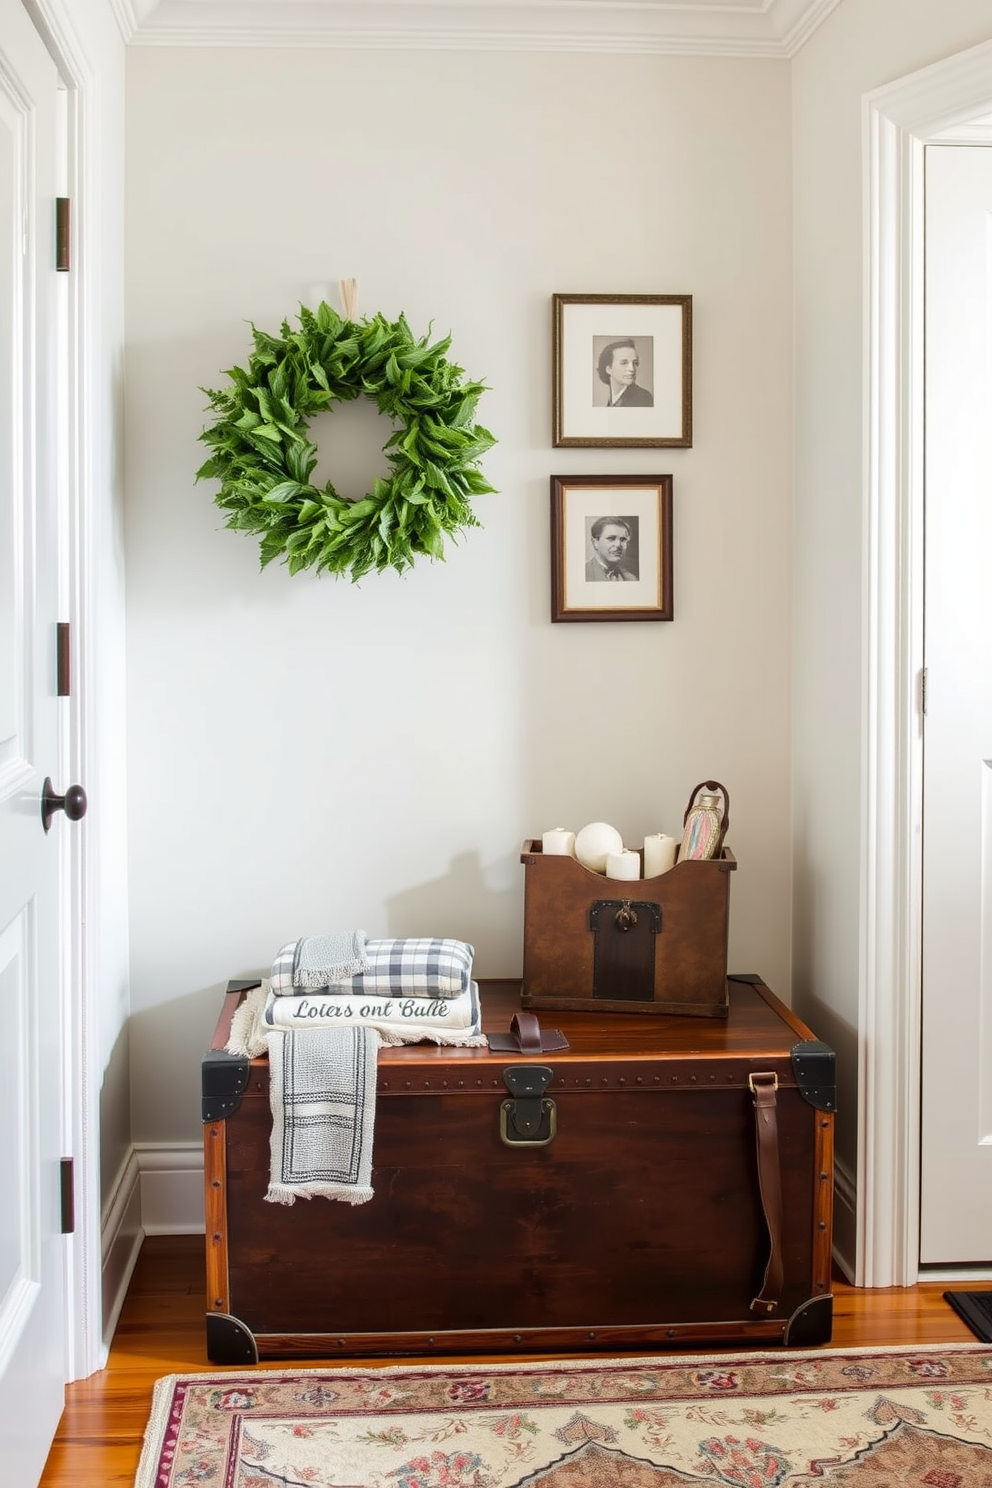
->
[38,1235,988,1487]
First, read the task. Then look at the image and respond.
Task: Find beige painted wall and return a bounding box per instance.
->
[124,46,793,1144]
[791,0,992,1199]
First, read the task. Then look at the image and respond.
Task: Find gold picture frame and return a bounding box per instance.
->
[552,293,692,448]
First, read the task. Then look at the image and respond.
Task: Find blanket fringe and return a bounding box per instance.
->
[265,1182,374,1206]
[227,986,269,1058]
[294,959,369,988]
[376,1028,488,1047]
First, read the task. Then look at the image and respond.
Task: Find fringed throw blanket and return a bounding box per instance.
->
[225,980,486,1206]
[294,931,371,988]
[265,1024,379,1206]
[269,931,372,995]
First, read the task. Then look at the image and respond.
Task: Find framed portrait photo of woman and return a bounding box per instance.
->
[552,293,692,448]
[550,474,673,623]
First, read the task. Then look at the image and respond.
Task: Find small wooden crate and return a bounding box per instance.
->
[520,839,736,1017]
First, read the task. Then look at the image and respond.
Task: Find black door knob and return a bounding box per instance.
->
[41,778,87,834]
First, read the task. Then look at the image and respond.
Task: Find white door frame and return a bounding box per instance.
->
[861,38,992,1287]
[22,0,102,1377]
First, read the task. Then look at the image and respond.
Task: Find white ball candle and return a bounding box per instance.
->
[574,821,624,873]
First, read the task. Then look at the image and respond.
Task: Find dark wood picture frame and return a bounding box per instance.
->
[551,474,673,623]
[552,293,692,448]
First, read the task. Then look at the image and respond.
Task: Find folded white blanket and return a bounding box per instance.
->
[227,982,486,1059]
[265,981,481,1035]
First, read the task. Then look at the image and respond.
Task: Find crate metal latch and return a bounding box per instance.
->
[500,1065,556,1147]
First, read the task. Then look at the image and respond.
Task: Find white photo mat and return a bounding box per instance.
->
[564,486,660,611]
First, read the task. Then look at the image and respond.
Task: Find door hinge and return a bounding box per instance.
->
[920,666,928,717]
[60,1157,75,1234]
[57,622,71,697]
[56,197,70,272]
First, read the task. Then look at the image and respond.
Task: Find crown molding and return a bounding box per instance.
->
[108,0,139,44]
[111,0,158,43]
[126,0,843,59]
[777,0,841,56]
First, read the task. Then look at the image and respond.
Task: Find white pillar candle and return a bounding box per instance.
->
[542,827,576,856]
[644,833,677,877]
[605,849,641,880]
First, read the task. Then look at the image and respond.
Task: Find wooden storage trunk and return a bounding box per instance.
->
[520,838,736,1017]
[202,976,835,1363]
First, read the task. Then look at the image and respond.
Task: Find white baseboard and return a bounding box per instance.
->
[919,1264,992,1281]
[101,1148,143,1352]
[136,1142,206,1234]
[832,1156,857,1284]
[99,1143,205,1349]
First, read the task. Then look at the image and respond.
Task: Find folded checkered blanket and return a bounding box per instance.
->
[270,936,474,999]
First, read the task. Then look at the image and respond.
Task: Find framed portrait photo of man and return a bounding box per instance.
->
[552,293,692,448]
[550,474,673,623]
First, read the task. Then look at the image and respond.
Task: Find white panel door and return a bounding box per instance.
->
[920,143,992,1264]
[0,0,67,1479]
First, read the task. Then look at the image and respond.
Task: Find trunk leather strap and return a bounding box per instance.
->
[749,1072,784,1314]
[487,1012,570,1054]
[510,1012,542,1052]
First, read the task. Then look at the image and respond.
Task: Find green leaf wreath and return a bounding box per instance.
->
[196,303,496,580]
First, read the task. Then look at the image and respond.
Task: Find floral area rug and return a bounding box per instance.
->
[137,1345,992,1487]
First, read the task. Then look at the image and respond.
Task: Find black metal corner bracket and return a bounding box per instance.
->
[791,1040,837,1111]
[783,1293,834,1347]
[202,1049,250,1123]
[205,1312,259,1365]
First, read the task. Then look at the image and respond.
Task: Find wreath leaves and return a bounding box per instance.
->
[196,303,496,580]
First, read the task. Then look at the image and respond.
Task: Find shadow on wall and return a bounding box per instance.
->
[125,855,524,1158]
[100,1018,132,1206]
[127,982,258,1151]
[385,849,523,977]
[790,839,858,1163]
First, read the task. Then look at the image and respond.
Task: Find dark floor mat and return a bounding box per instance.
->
[944,1290,992,1342]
